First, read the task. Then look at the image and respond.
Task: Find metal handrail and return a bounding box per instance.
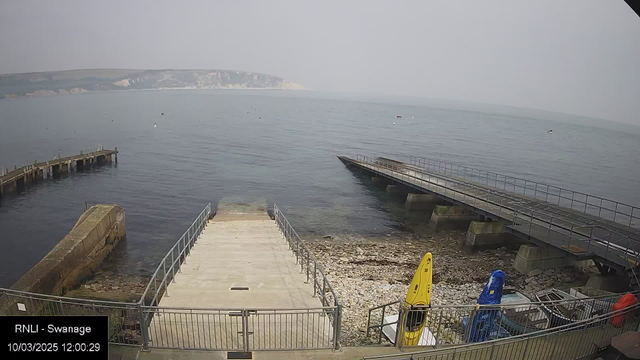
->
[2,203,341,352]
[364,300,640,359]
[369,290,639,312]
[140,203,212,306]
[364,155,637,242]
[408,155,640,228]
[366,300,401,344]
[365,289,640,349]
[355,155,640,268]
[273,203,342,350]
[273,204,340,307]
[0,287,146,347]
[140,305,338,311]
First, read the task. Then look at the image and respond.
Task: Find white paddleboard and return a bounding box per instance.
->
[381,314,436,346]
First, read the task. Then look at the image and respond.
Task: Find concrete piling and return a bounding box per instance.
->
[513,245,578,274]
[405,193,438,211]
[429,205,480,231]
[371,176,390,186]
[464,221,521,251]
[385,184,410,195]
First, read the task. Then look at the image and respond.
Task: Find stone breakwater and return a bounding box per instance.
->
[306,231,593,346]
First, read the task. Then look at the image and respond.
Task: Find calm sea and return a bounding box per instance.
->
[1,90,639,287]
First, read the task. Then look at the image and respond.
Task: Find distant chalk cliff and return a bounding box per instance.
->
[0,69,304,99]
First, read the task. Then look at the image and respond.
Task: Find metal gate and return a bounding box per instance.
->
[142,306,339,351]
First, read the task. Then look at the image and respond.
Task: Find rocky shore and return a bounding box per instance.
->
[306,230,594,346]
[64,270,150,304]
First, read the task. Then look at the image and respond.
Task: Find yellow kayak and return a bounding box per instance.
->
[399,252,432,346]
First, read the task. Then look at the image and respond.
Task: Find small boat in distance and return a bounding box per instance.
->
[396,115,402,118]
[548,129,553,133]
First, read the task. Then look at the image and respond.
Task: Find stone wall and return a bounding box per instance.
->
[11,204,125,295]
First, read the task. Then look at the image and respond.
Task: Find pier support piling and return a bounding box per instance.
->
[429,205,480,231]
[371,176,391,187]
[465,221,521,251]
[405,193,438,211]
[513,245,580,274]
[385,184,410,195]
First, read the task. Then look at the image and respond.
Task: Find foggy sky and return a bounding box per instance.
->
[1,0,639,125]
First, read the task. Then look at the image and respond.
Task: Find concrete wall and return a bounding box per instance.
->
[11,204,125,295]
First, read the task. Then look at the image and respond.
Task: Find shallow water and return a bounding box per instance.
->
[1,90,639,287]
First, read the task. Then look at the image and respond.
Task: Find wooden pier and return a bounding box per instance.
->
[0,147,118,197]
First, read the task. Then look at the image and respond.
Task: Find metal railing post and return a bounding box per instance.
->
[521,337,531,359]
[334,304,342,350]
[571,192,575,209]
[182,235,187,264]
[163,261,169,297]
[242,309,250,352]
[322,279,327,306]
[138,303,149,350]
[313,262,317,297]
[605,231,612,260]
[171,250,176,282]
[546,185,549,201]
[177,241,182,272]
[489,342,496,359]
[584,195,589,213]
[306,252,310,282]
[378,305,386,344]
[547,332,559,360]
[568,224,574,249]
[394,306,404,349]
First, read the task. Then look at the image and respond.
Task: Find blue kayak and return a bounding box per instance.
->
[466,270,505,343]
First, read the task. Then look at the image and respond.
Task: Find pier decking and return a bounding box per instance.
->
[158,212,320,308]
[144,205,337,351]
[0,147,117,197]
[339,155,640,273]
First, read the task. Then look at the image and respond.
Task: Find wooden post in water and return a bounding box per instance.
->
[115,147,118,164]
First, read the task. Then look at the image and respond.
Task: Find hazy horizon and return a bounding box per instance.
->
[1,0,639,125]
